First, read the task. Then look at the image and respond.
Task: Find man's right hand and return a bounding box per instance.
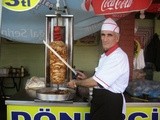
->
[76,71,87,80]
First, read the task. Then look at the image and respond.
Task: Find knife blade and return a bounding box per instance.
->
[43,40,77,76]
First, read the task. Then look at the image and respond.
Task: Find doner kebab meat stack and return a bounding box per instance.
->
[49,26,67,84]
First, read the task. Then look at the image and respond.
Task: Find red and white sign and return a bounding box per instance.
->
[84,0,153,15]
[146,3,160,13]
[84,0,92,11]
[105,13,130,20]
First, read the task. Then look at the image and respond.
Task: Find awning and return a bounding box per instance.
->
[0,0,105,44]
[84,0,153,15]
[0,0,158,44]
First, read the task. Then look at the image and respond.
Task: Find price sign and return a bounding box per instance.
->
[3,0,40,11]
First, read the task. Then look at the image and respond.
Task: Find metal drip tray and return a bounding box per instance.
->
[36,87,76,101]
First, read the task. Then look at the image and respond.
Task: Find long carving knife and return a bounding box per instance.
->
[43,40,77,76]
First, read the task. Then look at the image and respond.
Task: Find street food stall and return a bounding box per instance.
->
[1,0,160,120]
[5,14,160,120]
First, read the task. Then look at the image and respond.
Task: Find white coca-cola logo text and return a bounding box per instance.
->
[101,0,133,11]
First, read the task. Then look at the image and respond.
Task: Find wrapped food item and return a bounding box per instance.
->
[25,76,45,89]
[49,41,67,84]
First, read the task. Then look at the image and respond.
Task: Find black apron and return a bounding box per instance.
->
[90,88,123,120]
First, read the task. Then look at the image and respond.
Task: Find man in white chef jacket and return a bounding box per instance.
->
[67,18,129,120]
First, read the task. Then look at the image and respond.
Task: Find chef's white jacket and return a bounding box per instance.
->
[92,47,129,114]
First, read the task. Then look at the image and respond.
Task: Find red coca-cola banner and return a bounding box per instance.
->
[89,0,153,15]
[84,0,92,11]
[105,13,130,20]
[146,4,160,13]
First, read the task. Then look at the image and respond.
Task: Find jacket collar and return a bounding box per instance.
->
[105,43,119,56]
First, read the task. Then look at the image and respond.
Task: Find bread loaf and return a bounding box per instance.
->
[49,41,67,84]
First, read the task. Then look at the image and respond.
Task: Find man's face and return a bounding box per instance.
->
[101,30,119,51]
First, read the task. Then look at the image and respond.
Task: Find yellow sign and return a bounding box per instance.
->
[7,105,160,120]
[126,107,159,120]
[3,0,40,11]
[7,105,90,120]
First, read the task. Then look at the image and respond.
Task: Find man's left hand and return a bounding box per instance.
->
[67,80,77,88]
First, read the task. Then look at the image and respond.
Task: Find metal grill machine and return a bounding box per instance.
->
[36,7,76,101]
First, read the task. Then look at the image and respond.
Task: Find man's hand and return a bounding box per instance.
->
[76,71,87,80]
[67,80,77,88]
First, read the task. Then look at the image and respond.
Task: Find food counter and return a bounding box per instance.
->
[5,89,160,120]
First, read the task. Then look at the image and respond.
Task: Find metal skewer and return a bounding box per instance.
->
[57,84,59,90]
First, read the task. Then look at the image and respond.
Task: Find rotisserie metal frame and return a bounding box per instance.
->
[45,14,74,87]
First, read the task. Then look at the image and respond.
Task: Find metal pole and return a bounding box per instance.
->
[0,0,2,29]
[0,0,2,60]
